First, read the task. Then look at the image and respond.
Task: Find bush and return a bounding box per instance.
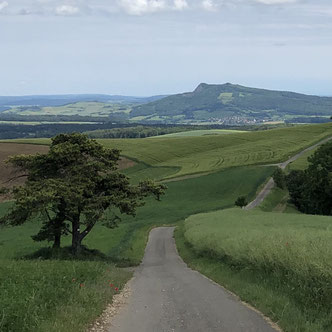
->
[235,196,247,208]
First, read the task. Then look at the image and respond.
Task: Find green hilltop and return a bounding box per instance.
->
[131,83,332,124]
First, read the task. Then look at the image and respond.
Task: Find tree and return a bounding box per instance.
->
[285,141,332,215]
[0,133,166,254]
[272,167,285,189]
[235,196,248,208]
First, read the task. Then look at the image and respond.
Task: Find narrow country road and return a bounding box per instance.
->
[245,136,332,210]
[110,227,278,332]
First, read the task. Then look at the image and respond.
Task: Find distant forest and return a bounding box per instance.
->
[0,122,293,140]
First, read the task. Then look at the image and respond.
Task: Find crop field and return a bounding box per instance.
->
[150,129,247,138]
[179,208,332,331]
[4,123,332,179]
[3,102,131,118]
[98,123,332,177]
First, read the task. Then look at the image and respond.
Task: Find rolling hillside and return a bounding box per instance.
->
[1,122,332,332]
[5,123,332,179]
[131,83,332,124]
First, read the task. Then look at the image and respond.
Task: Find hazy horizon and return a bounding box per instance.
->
[1,0,332,96]
[1,82,332,98]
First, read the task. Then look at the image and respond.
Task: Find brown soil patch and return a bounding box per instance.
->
[0,143,49,201]
[117,157,136,170]
[0,144,135,202]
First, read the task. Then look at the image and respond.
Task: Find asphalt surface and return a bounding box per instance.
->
[110,227,278,332]
[245,136,332,210]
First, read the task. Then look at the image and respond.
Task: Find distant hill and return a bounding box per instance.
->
[0,94,166,108]
[131,83,332,124]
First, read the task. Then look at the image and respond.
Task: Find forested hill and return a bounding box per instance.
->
[131,83,332,123]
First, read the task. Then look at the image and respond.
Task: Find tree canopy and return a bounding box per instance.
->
[0,133,166,253]
[286,141,332,216]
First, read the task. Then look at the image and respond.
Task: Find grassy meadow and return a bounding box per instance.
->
[0,166,273,331]
[150,129,247,138]
[287,146,318,171]
[177,208,332,332]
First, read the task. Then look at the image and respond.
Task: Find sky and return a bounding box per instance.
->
[1,0,332,96]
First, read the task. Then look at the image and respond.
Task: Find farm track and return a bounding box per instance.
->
[107,227,279,332]
[245,136,332,210]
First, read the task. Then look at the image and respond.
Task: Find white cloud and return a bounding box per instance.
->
[201,0,217,11]
[173,0,188,10]
[254,0,298,4]
[119,0,166,15]
[0,1,8,12]
[55,5,80,15]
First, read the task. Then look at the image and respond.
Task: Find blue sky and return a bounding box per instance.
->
[1,0,332,96]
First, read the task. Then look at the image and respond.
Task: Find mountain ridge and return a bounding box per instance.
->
[130,83,332,124]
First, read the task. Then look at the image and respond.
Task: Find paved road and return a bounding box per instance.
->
[110,227,278,332]
[245,136,332,210]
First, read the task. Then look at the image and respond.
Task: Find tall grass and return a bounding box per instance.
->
[182,208,332,331]
[0,259,131,332]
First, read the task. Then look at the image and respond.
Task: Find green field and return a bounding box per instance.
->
[100,123,332,178]
[3,123,332,178]
[1,122,332,331]
[150,129,247,138]
[0,166,272,331]
[287,147,318,171]
[4,102,131,118]
[179,208,332,332]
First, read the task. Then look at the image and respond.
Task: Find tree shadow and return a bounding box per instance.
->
[21,246,134,267]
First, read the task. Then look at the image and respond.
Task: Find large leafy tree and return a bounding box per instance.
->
[286,141,332,215]
[0,133,166,254]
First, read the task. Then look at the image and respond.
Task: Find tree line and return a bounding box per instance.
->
[273,141,332,216]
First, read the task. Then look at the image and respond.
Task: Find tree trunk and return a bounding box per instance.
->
[53,232,61,248]
[71,216,95,255]
[72,233,82,254]
[72,216,83,255]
